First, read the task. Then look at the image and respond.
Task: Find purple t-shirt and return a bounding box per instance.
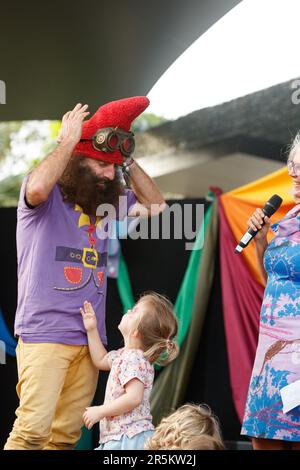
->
[14,174,136,345]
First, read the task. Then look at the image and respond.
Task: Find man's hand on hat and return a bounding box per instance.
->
[121,156,135,186]
[57,103,90,146]
[123,156,135,172]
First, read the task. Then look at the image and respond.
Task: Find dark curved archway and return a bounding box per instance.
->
[0,0,241,120]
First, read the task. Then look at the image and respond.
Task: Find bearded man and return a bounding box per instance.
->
[4,97,166,450]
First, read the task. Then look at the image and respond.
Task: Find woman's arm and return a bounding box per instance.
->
[247,208,270,287]
[254,238,268,286]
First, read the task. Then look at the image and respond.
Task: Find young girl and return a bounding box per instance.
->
[144,403,225,450]
[80,292,179,450]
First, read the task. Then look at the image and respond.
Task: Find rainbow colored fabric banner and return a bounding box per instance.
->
[221,167,294,284]
[219,166,294,421]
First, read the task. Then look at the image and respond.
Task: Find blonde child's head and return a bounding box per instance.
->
[145,403,225,450]
[118,292,179,365]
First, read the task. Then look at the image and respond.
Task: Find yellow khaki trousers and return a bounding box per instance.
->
[4,338,99,450]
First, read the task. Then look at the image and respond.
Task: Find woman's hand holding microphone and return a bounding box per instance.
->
[247,208,271,243]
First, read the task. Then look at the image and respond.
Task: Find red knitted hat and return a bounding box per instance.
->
[74,96,150,165]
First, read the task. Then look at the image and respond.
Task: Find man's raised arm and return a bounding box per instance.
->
[127,160,167,217]
[26,103,89,207]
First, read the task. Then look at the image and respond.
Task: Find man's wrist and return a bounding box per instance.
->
[123,157,135,169]
[122,158,136,186]
[58,137,78,150]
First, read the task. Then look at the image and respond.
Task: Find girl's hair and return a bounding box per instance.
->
[145,403,225,450]
[135,292,179,366]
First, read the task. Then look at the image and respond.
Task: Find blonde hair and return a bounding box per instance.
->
[134,292,179,366]
[145,403,225,450]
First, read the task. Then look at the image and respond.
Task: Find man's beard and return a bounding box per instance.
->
[58,155,125,216]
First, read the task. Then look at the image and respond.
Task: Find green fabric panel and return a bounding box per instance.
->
[75,426,93,450]
[174,203,213,346]
[154,201,213,371]
[150,201,218,425]
[117,250,135,312]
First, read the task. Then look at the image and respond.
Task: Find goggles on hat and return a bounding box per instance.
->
[80,127,135,158]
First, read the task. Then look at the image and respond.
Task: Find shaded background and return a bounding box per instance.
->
[0,0,241,121]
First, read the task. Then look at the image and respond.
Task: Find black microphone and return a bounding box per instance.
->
[234,194,283,254]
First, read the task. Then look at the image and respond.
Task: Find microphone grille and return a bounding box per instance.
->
[263,194,283,217]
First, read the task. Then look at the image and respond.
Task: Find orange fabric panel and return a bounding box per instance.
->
[221,167,294,284]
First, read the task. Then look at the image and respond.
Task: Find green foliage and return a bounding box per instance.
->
[50,120,61,139]
[0,120,57,206]
[0,174,24,207]
[0,122,23,162]
[132,113,167,132]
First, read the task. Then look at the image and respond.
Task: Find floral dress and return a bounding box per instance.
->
[99,348,154,444]
[241,205,300,441]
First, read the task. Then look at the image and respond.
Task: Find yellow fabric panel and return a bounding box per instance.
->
[221,166,294,285]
